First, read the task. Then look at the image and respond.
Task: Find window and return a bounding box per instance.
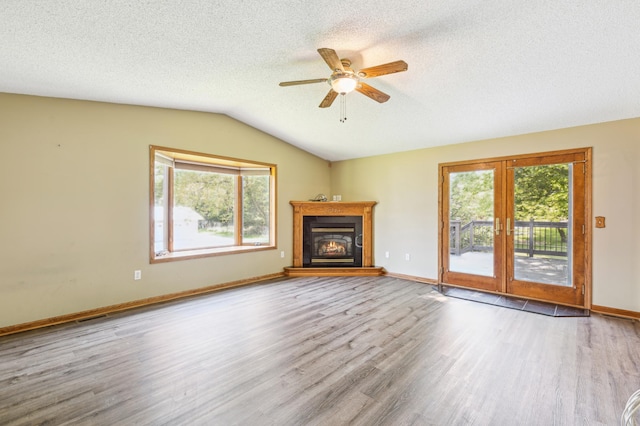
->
[150,145,276,262]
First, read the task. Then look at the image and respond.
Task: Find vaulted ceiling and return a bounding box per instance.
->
[2,1,640,161]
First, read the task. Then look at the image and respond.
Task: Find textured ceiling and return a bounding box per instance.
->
[2,1,640,161]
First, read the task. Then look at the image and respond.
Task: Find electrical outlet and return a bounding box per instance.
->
[134,270,142,280]
[405,253,411,261]
[385,251,390,259]
[280,251,285,258]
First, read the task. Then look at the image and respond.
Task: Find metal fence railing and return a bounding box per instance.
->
[450,219,568,257]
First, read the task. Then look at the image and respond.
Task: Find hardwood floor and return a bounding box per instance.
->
[1,276,638,425]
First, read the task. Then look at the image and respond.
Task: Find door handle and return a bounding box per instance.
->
[506,218,512,236]
[495,218,501,236]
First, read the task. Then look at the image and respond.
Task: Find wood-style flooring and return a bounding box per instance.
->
[1,276,639,425]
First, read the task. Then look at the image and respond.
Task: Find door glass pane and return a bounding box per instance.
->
[449,170,494,276]
[513,164,572,286]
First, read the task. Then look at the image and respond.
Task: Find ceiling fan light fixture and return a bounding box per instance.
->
[330,74,358,94]
[279,48,407,113]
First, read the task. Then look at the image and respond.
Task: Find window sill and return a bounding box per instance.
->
[151,244,276,264]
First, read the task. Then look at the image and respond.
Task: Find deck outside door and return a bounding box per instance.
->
[440,148,590,307]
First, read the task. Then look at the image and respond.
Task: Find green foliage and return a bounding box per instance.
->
[449,164,570,224]
[154,164,167,205]
[174,169,235,226]
[450,170,494,223]
[514,164,569,222]
[242,175,270,237]
[169,169,270,237]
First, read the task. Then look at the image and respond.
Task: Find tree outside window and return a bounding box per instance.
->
[150,146,276,262]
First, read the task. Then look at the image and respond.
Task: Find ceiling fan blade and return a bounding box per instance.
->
[279,78,327,87]
[319,90,338,108]
[356,82,390,103]
[317,48,344,72]
[357,60,408,78]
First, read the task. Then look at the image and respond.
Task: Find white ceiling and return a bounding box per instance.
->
[2,1,640,161]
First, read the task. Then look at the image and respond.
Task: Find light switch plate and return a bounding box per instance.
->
[595,216,605,228]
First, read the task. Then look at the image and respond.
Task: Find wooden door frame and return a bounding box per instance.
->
[440,161,504,293]
[438,147,592,309]
[505,152,587,306]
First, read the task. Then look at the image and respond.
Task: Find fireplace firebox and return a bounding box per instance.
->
[303,216,363,267]
[286,201,382,276]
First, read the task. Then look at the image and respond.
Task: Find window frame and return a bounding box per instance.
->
[149,145,277,263]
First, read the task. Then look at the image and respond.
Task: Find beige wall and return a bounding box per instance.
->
[330,119,640,312]
[0,93,331,328]
[2,92,638,329]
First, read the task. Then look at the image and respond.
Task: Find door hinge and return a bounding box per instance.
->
[582,224,585,235]
[582,285,585,295]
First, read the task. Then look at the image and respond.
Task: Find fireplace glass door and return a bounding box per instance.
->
[312,225,355,264]
[303,216,363,267]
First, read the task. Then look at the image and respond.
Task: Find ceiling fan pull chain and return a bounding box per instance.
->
[344,94,347,122]
[340,94,347,123]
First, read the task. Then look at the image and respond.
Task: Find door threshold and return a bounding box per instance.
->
[436,285,589,317]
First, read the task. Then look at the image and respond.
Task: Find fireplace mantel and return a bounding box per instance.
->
[285,201,383,277]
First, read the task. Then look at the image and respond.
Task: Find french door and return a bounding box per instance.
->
[439,148,591,307]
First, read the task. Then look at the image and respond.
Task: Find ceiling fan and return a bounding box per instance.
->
[279,48,408,110]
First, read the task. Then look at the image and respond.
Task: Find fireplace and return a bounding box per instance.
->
[286,201,383,276]
[303,216,363,267]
